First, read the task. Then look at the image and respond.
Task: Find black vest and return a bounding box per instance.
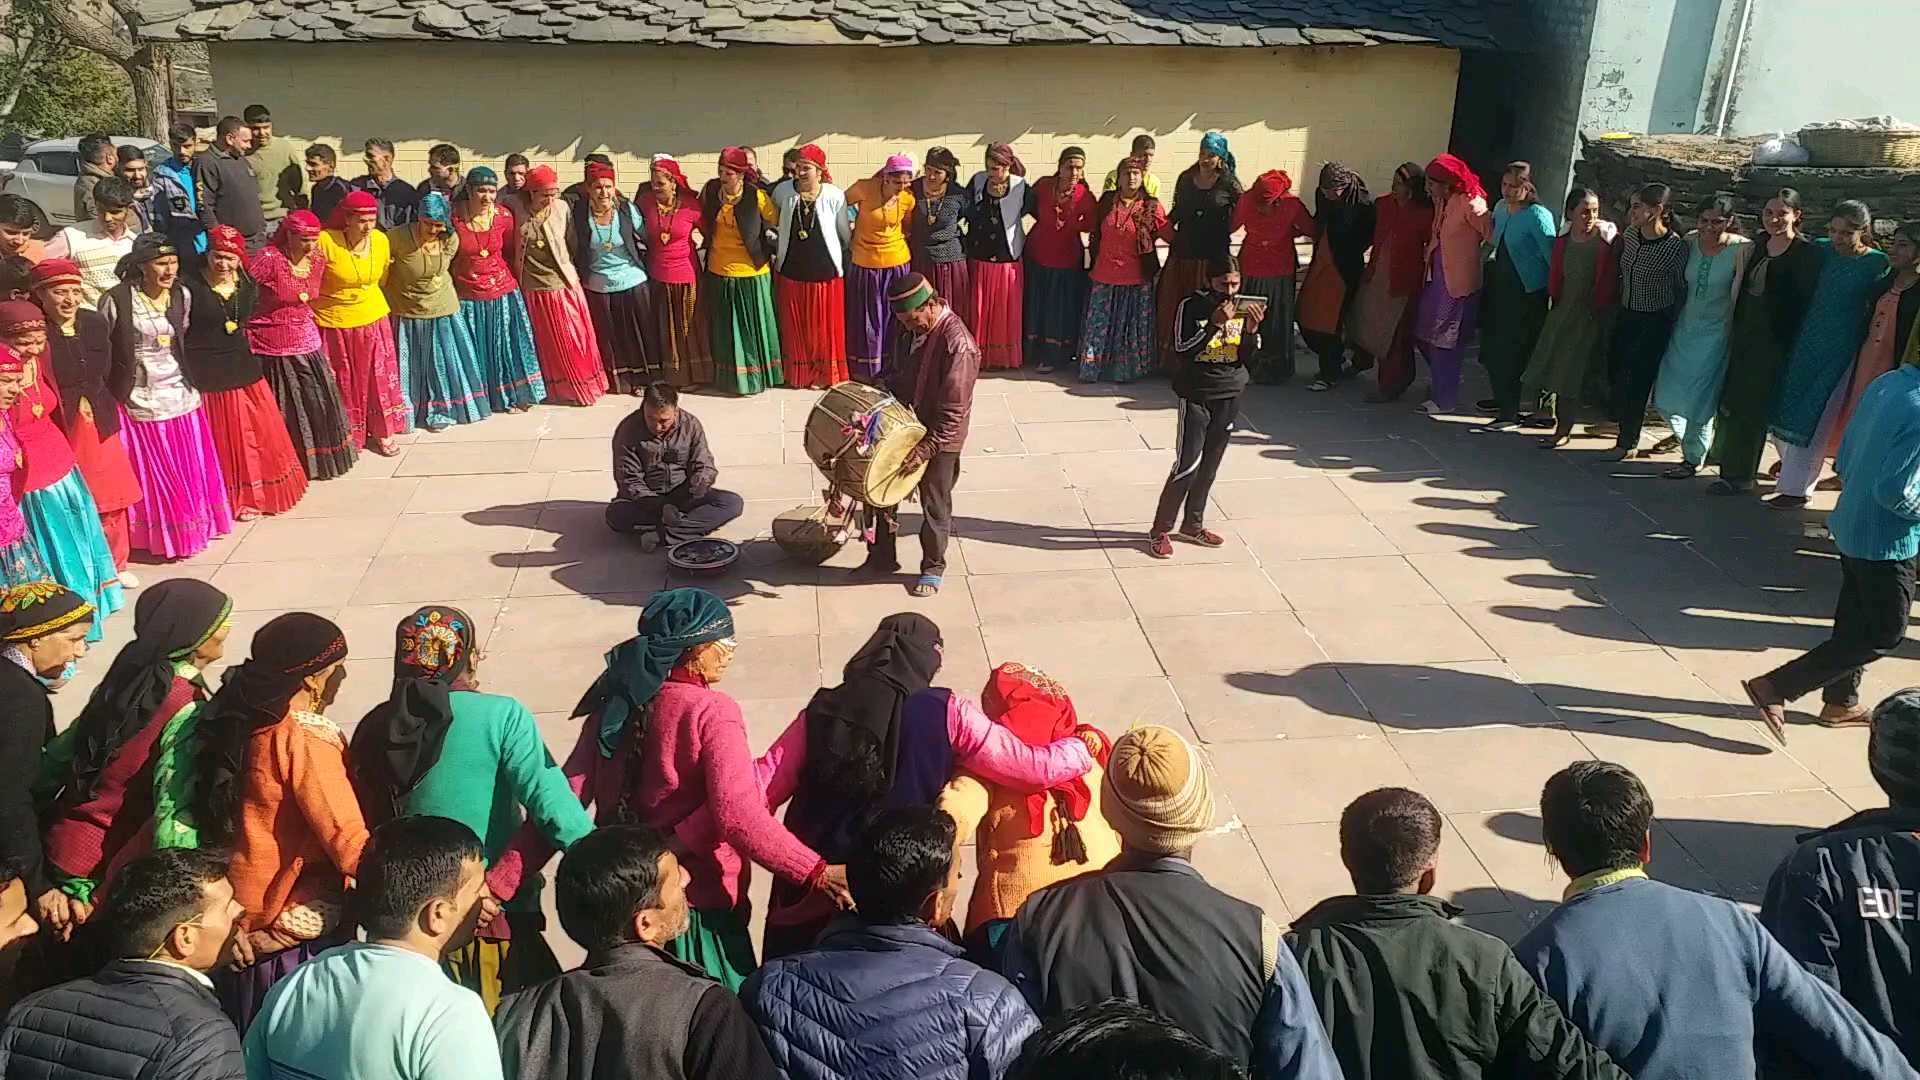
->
[567,194,648,286]
[178,274,261,393]
[1013,855,1267,1066]
[700,180,774,269]
[102,280,189,405]
[45,309,120,439]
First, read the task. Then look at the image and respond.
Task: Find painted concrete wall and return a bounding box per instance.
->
[1494,0,1603,205]
[1580,0,1725,136]
[1726,0,1920,134]
[207,42,1459,197]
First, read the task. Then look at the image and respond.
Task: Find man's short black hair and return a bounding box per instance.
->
[115,144,145,167]
[242,104,271,123]
[214,115,245,140]
[89,848,229,961]
[1131,133,1157,153]
[364,137,396,157]
[848,807,954,924]
[91,177,135,213]
[78,133,113,166]
[0,254,35,297]
[585,152,612,168]
[168,121,197,148]
[353,816,483,939]
[505,153,530,170]
[555,825,672,953]
[1540,760,1654,879]
[1339,787,1442,894]
[641,381,679,411]
[1008,1001,1245,1080]
[0,194,35,230]
[428,143,460,168]
[305,143,336,166]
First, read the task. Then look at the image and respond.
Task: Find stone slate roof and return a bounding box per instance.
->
[137,0,1496,50]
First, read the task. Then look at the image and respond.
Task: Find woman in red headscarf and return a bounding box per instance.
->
[502,164,608,406]
[29,258,141,581]
[700,147,783,395]
[1024,147,1096,374]
[1412,153,1493,415]
[247,211,358,481]
[964,142,1033,370]
[769,144,850,389]
[639,156,711,389]
[1230,168,1315,384]
[185,225,307,518]
[314,190,409,454]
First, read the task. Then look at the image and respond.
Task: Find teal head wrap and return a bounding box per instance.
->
[573,588,735,757]
[418,191,452,227]
[1200,131,1236,175]
[465,165,499,189]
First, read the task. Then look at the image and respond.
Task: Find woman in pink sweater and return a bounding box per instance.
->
[748,613,1096,958]
[553,587,846,990]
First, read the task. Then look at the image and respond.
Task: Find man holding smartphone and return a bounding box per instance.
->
[1149,255,1263,559]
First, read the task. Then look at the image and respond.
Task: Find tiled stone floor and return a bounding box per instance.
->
[55,365,1913,953]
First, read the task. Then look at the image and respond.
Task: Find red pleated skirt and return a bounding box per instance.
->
[775,276,848,389]
[524,285,609,405]
[202,379,309,516]
[970,260,1024,370]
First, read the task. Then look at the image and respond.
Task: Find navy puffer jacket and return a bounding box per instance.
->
[0,960,245,1080]
[743,918,1038,1080]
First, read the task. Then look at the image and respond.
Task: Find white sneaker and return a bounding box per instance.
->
[1417,400,1443,416]
[116,570,140,589]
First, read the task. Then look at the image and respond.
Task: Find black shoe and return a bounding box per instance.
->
[1707,479,1752,496]
[1766,494,1810,510]
[1518,413,1554,430]
[1476,397,1499,413]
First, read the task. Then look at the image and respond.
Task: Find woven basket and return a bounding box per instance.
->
[1798,127,1920,169]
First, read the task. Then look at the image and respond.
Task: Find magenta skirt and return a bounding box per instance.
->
[320,319,410,448]
[970,260,1024,370]
[121,408,234,559]
[916,257,974,330]
[525,285,609,405]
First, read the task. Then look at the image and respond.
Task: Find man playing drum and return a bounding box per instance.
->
[606,381,745,552]
[860,272,980,597]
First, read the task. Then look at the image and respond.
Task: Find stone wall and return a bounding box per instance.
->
[1574,133,1920,240]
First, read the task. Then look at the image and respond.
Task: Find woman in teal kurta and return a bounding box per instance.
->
[346,604,594,1013]
[1652,195,1750,477]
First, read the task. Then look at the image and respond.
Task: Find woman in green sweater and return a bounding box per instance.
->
[348,603,593,1013]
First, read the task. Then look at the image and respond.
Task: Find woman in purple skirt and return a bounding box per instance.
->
[843,154,917,380]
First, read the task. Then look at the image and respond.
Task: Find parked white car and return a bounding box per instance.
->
[0,136,166,233]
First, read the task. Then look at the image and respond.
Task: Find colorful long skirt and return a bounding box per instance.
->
[1413,249,1481,411]
[707,272,783,396]
[122,410,234,560]
[970,260,1024,370]
[646,280,713,389]
[0,530,47,587]
[216,929,348,1033]
[1079,281,1155,384]
[320,319,410,448]
[847,262,910,381]
[585,285,657,395]
[442,911,560,1016]
[395,314,492,431]
[21,467,124,639]
[1155,255,1211,368]
[917,257,973,331]
[1024,262,1088,370]
[665,905,758,992]
[202,380,308,517]
[261,349,358,481]
[459,293,545,411]
[776,275,848,389]
[63,411,140,571]
[525,285,608,406]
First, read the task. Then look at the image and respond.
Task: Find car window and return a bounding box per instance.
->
[141,145,167,168]
[30,151,79,176]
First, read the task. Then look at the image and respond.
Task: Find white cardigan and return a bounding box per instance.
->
[772,183,853,277]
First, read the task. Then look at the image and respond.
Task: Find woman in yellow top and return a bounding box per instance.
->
[313,190,407,456]
[700,147,782,395]
[842,153,917,379]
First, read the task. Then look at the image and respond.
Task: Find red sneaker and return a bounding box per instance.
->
[1177,526,1226,548]
[1147,533,1174,559]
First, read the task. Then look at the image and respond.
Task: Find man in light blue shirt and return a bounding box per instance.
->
[243,816,501,1080]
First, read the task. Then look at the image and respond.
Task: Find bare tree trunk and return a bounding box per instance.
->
[43,0,172,136]
[124,42,169,138]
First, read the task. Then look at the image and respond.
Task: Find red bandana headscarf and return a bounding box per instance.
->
[27,258,82,292]
[1425,153,1486,202]
[797,143,831,183]
[207,224,247,259]
[273,210,322,256]
[1252,169,1293,205]
[328,189,379,231]
[584,161,616,185]
[982,663,1111,847]
[525,165,560,194]
[717,146,760,186]
[986,142,1026,178]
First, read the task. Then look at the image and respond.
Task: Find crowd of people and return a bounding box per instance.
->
[0,578,1918,1080]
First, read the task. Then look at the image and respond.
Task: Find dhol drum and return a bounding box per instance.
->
[772,502,853,564]
[803,382,928,507]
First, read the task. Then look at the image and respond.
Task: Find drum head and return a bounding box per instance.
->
[862,436,929,507]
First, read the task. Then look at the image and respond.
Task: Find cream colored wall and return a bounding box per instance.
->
[210,42,1457,195]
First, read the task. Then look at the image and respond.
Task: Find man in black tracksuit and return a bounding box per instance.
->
[1148,255,1263,560]
[1762,687,1920,1076]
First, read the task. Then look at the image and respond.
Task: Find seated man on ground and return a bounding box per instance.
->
[744,807,1037,1080]
[1288,786,1628,1080]
[606,381,744,553]
[244,815,501,1080]
[495,824,775,1080]
[999,725,1339,1079]
[0,848,246,1080]
[1762,688,1920,1075]
[1517,760,1914,1080]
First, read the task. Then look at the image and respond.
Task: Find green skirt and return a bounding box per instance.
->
[705,272,784,396]
[666,905,759,992]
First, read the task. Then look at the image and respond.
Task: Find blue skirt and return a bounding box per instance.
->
[396,314,492,431]
[22,467,124,641]
[0,533,48,588]
[460,293,546,412]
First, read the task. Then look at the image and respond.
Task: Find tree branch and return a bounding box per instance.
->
[41,0,135,64]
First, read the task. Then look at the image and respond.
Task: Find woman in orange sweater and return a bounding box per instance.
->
[187,611,365,1028]
[1411,153,1493,416]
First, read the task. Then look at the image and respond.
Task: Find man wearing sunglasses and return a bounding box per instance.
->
[0,849,246,1079]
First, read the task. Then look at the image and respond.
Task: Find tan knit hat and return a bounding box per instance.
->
[1100,725,1216,854]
